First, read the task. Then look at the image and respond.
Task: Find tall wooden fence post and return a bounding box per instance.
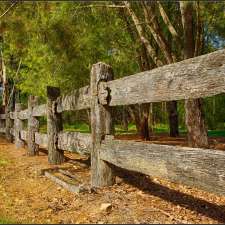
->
[15,103,24,148]
[5,106,13,142]
[47,86,64,164]
[27,96,39,156]
[90,62,115,187]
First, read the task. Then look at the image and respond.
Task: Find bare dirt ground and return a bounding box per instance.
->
[1,135,225,224]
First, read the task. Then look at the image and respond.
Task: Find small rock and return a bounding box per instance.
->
[100,203,112,212]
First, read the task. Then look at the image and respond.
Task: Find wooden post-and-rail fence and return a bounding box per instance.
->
[0,49,225,196]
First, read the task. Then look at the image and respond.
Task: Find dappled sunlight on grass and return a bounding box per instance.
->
[39,122,225,137]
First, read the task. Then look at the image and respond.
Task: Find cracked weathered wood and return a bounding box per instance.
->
[0,114,6,119]
[44,171,87,193]
[0,128,5,133]
[9,112,15,120]
[57,85,90,112]
[35,132,48,148]
[18,109,29,120]
[20,130,27,141]
[99,49,225,106]
[5,106,13,142]
[10,128,15,136]
[100,137,225,196]
[32,104,47,117]
[90,62,115,187]
[47,86,64,164]
[58,131,91,155]
[27,96,39,156]
[14,103,25,148]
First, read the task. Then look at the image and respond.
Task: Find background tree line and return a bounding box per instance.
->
[0,1,224,147]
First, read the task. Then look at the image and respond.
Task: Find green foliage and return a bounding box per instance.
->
[0,2,224,132]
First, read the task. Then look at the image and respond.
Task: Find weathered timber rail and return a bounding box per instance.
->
[0,49,224,196]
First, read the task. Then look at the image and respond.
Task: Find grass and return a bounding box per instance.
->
[38,122,225,137]
[0,216,17,224]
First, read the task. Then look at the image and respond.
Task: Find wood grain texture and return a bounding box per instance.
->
[57,85,90,112]
[32,104,47,117]
[18,109,29,120]
[44,171,84,193]
[10,128,15,136]
[0,128,5,133]
[99,49,225,106]
[58,131,91,155]
[47,86,64,164]
[100,137,225,196]
[5,107,13,142]
[20,130,28,141]
[35,132,48,149]
[27,96,39,156]
[14,103,25,148]
[10,112,15,120]
[91,62,115,187]
[0,114,6,119]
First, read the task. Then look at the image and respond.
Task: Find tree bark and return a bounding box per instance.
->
[167,101,179,137]
[124,1,163,67]
[47,86,64,164]
[158,2,181,47]
[141,1,179,137]
[180,1,208,148]
[122,106,128,131]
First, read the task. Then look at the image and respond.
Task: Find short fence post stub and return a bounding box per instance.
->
[0,106,5,132]
[47,86,64,164]
[15,103,24,148]
[5,105,13,142]
[27,96,39,156]
[90,62,115,187]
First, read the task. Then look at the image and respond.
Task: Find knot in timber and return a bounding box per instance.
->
[98,81,110,105]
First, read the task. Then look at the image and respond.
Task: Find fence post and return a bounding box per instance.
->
[90,62,115,187]
[5,106,13,142]
[27,96,39,156]
[0,106,5,131]
[47,86,64,164]
[15,103,24,148]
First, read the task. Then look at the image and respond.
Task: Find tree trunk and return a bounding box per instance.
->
[167,101,179,137]
[128,105,141,133]
[140,103,150,140]
[122,106,128,131]
[180,1,208,148]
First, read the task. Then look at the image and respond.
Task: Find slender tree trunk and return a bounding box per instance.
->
[0,51,8,108]
[122,106,128,131]
[180,1,208,148]
[128,105,141,133]
[141,1,179,137]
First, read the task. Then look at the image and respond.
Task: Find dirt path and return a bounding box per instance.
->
[0,136,225,224]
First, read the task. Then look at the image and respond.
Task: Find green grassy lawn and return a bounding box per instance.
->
[38,122,225,137]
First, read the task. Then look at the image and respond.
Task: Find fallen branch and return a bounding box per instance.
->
[44,171,87,193]
[0,1,17,19]
[76,4,125,9]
